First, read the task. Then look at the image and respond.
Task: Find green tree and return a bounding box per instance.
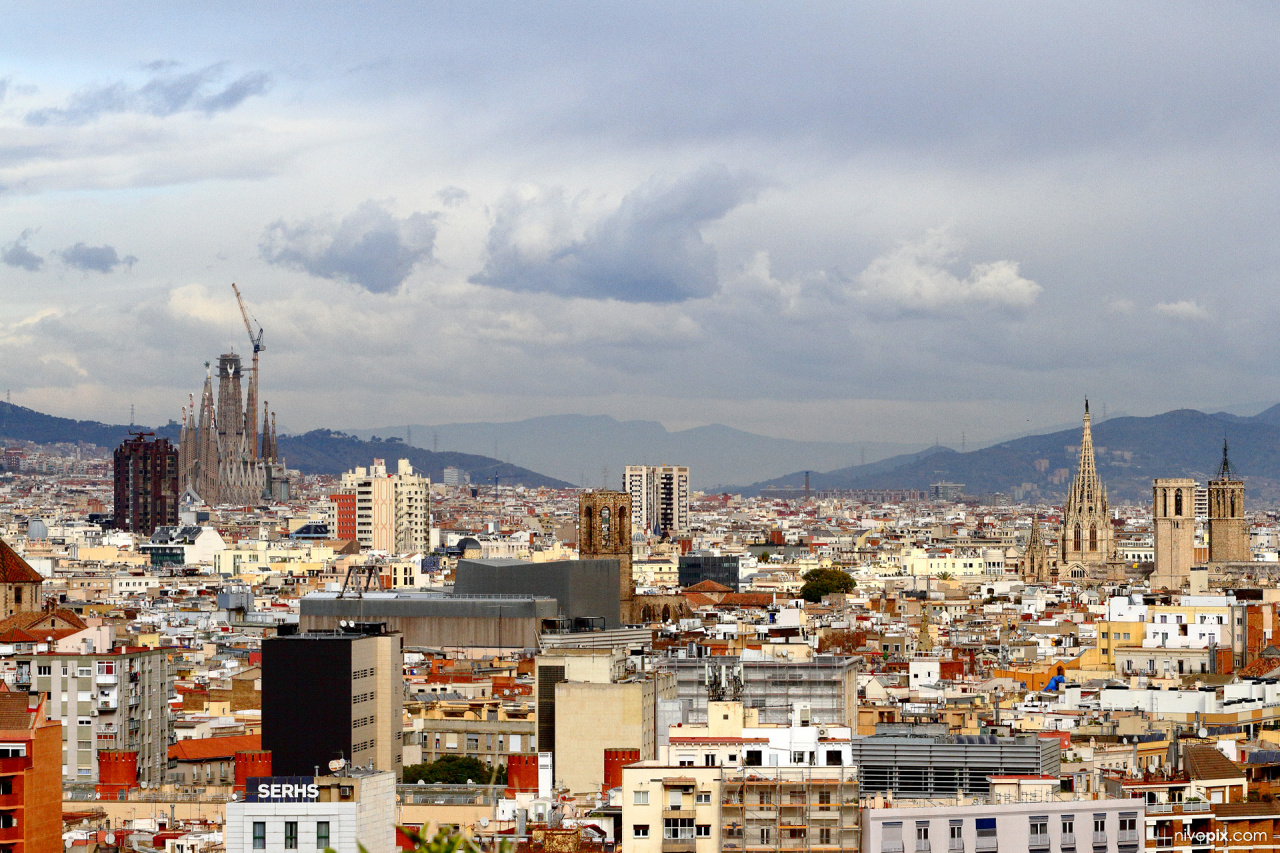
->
[402,755,507,786]
[799,568,856,603]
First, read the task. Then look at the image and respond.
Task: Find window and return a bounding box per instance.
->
[695,792,711,804]
[37,665,50,676]
[793,751,806,764]
[1028,818,1048,850]
[819,827,832,845]
[1093,815,1106,837]
[252,822,266,850]
[759,827,771,845]
[917,822,930,851]
[949,823,963,851]
[883,822,903,852]
[758,790,772,805]
[664,818,694,840]
[704,754,717,767]
[669,790,683,809]
[696,825,711,838]
[633,825,649,839]
[633,791,649,805]
[285,822,298,849]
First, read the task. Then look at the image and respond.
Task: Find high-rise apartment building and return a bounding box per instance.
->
[336,458,430,554]
[262,624,404,780]
[624,465,690,537]
[15,647,173,786]
[112,433,179,535]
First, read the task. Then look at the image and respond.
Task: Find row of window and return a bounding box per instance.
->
[353,716,376,728]
[632,791,712,806]
[352,668,376,679]
[882,813,1138,850]
[352,740,375,752]
[251,821,329,850]
[352,692,373,704]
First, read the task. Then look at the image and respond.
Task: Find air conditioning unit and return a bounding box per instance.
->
[818,727,828,736]
[90,709,98,717]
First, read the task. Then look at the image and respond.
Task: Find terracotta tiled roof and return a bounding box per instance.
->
[168,733,261,762]
[1184,745,1243,781]
[0,693,35,731]
[684,580,733,593]
[0,609,87,635]
[0,540,41,584]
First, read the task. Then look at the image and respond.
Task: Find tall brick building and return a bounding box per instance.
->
[113,433,179,535]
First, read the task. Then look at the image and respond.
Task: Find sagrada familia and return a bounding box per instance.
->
[177,352,288,506]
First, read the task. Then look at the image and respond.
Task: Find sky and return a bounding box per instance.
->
[2,2,1280,447]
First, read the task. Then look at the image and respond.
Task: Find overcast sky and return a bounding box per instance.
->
[2,2,1279,446]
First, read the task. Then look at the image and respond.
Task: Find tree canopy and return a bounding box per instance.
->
[402,755,507,786]
[799,567,855,602]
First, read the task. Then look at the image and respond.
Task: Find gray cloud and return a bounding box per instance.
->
[2,231,43,271]
[471,165,760,303]
[58,243,138,273]
[436,186,469,207]
[25,63,271,126]
[260,200,438,293]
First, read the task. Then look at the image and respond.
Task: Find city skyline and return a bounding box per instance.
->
[3,4,1280,446]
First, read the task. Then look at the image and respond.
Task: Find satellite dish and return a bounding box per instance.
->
[480,818,490,827]
[329,758,347,773]
[1198,727,1208,739]
[66,841,73,850]
[338,620,348,628]
[106,834,116,845]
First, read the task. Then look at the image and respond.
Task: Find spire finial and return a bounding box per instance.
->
[1085,398,1089,415]
[1216,436,1235,481]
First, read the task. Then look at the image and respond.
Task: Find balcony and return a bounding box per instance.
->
[1059,833,1075,848]
[96,672,118,685]
[1117,829,1138,844]
[0,824,21,844]
[948,841,963,853]
[97,699,117,711]
[1092,833,1106,846]
[1028,833,1048,852]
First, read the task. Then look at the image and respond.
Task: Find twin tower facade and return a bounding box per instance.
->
[1152,440,1248,589]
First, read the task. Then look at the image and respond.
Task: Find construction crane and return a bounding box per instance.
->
[231,283,265,458]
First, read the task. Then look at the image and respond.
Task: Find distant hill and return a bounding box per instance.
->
[277,430,571,487]
[734,407,1280,504]
[0,402,568,488]
[358,414,929,489]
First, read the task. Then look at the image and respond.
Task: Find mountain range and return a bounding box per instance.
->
[358,414,927,489]
[731,406,1280,504]
[0,402,570,488]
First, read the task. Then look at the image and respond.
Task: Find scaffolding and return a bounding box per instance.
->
[719,767,860,853]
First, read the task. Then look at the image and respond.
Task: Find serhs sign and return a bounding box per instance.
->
[247,777,320,802]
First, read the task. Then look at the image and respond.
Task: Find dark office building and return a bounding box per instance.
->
[678,553,741,591]
[453,558,622,628]
[113,433,178,535]
[261,624,403,779]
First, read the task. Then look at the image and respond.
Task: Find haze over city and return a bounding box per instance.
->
[3,3,1279,445]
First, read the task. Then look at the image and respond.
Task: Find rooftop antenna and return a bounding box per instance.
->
[130,404,135,426]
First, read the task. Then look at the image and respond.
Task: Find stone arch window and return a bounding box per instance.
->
[641,605,653,623]
[582,506,593,552]
[662,604,671,622]
[1175,489,1183,517]
[1073,524,1082,552]
[1089,524,1097,552]
[600,506,611,546]
[1162,489,1168,518]
[1230,493,1237,517]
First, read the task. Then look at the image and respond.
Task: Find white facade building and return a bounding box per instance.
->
[625,465,690,536]
[225,771,396,853]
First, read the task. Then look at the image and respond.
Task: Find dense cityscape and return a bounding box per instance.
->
[1,336,1279,853]
[7,5,1280,853]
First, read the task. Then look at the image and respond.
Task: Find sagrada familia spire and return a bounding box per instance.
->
[177,352,285,506]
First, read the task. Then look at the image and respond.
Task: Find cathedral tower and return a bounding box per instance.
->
[1208,440,1248,563]
[1059,401,1115,578]
[1152,477,1196,589]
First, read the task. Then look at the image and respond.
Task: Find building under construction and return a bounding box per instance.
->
[177,286,288,505]
[658,656,859,727]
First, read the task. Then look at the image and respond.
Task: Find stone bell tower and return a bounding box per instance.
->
[579,490,633,624]
[1208,439,1248,563]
